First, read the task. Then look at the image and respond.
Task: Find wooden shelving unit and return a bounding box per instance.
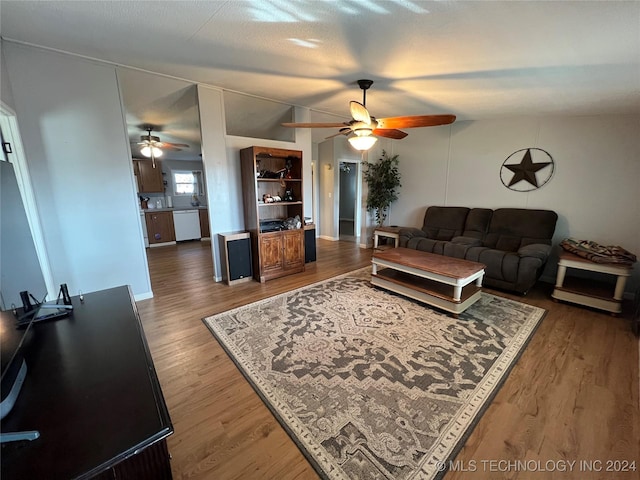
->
[240,146,305,282]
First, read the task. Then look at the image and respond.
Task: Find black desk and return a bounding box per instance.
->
[1,286,173,479]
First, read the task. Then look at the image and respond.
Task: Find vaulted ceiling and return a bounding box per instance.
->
[2,1,639,143]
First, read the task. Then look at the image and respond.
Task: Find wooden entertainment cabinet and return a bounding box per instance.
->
[240,146,305,282]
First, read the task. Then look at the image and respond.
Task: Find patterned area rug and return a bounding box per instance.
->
[203,268,545,480]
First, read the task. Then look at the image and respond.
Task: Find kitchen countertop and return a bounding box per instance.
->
[141,206,208,213]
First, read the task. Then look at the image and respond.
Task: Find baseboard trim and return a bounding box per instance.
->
[134,291,154,301]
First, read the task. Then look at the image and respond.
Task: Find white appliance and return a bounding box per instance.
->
[173,210,201,241]
[140,212,149,247]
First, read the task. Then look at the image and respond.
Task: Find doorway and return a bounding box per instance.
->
[338,161,360,242]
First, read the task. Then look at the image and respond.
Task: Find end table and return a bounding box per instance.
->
[373,226,401,251]
[551,251,633,315]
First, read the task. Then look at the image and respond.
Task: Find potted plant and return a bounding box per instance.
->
[362,150,401,227]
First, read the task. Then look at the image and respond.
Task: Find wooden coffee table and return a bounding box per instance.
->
[371,247,486,315]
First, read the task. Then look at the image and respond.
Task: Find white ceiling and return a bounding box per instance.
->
[2,1,639,140]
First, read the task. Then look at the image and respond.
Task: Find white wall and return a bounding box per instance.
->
[317,136,363,240]
[2,42,152,298]
[387,115,640,291]
[1,41,15,112]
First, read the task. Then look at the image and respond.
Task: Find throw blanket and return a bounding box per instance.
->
[560,238,637,266]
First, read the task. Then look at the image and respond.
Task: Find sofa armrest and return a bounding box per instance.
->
[398,227,426,240]
[518,243,552,261]
[451,236,482,247]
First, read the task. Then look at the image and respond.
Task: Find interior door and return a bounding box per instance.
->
[338,162,358,241]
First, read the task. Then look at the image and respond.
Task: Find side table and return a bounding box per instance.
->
[551,250,633,315]
[373,226,401,251]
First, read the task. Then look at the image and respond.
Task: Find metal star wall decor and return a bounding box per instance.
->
[500,148,554,192]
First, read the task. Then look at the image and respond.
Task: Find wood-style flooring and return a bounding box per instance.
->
[136,240,639,479]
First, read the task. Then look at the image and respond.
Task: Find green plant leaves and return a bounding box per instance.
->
[362,150,401,227]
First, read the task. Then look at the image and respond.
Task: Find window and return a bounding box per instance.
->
[173,170,203,196]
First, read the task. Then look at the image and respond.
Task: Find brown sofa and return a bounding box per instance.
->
[399,206,558,294]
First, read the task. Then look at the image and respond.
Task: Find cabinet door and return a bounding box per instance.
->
[283,229,304,270]
[199,209,210,238]
[146,212,175,244]
[259,234,284,274]
[136,160,164,193]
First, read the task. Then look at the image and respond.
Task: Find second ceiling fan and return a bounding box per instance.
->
[136,126,190,167]
[282,80,456,150]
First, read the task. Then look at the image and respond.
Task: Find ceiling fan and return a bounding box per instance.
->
[282,80,456,151]
[136,127,190,166]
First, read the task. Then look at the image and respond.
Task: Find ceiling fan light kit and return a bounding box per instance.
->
[140,145,163,158]
[281,79,456,152]
[348,135,377,151]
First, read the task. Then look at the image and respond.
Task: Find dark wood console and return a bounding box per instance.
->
[0,286,173,479]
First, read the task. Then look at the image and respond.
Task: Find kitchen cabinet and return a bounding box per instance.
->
[145,211,175,245]
[199,208,210,239]
[240,146,305,282]
[134,159,164,193]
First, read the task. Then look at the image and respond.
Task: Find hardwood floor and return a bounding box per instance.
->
[137,240,639,479]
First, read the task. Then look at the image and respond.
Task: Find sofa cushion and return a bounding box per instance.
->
[461,208,493,239]
[483,208,558,252]
[398,227,426,247]
[407,237,448,254]
[451,236,483,247]
[422,206,469,241]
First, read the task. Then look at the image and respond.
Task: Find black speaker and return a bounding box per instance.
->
[227,238,252,281]
[218,232,253,285]
[304,227,316,263]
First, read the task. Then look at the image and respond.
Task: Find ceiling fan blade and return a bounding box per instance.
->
[324,132,346,140]
[325,128,351,140]
[349,101,371,124]
[376,114,456,129]
[373,128,408,140]
[282,122,348,128]
[157,142,190,148]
